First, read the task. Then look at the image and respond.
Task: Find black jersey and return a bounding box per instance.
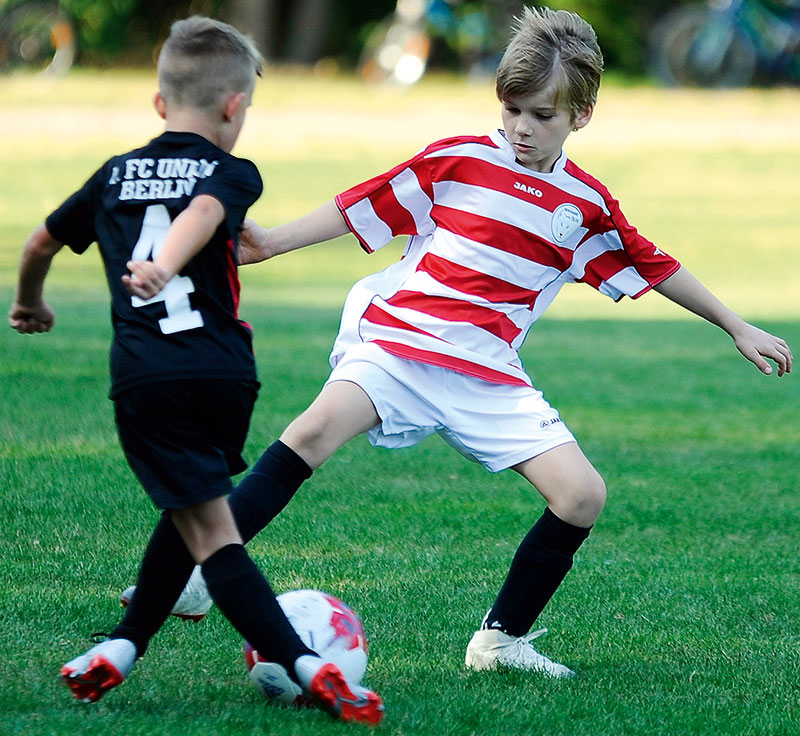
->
[45,131,263,397]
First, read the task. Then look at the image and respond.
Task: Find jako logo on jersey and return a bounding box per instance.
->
[514,181,543,198]
[551,203,583,244]
[539,417,563,429]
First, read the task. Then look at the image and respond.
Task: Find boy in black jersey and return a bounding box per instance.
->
[8,16,383,724]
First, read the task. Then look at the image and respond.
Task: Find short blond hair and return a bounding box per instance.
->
[495,6,603,119]
[158,16,263,111]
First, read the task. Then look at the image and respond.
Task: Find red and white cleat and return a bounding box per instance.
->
[60,639,136,703]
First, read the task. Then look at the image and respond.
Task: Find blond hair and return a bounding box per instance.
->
[495,6,603,119]
[158,16,263,111]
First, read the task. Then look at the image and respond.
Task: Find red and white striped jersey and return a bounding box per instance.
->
[332,130,680,387]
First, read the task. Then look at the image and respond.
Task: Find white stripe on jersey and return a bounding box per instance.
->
[601,267,650,300]
[428,229,562,296]
[390,167,435,236]
[432,179,591,254]
[344,197,393,251]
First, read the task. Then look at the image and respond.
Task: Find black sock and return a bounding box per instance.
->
[110,441,311,658]
[229,440,312,542]
[483,507,592,637]
[110,513,195,657]
[201,543,315,677]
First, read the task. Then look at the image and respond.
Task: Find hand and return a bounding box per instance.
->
[122,260,170,299]
[732,323,793,377]
[237,218,272,265]
[8,301,55,333]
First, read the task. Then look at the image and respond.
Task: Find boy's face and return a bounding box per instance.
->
[500,86,592,173]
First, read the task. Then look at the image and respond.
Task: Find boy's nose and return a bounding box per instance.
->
[515,116,533,135]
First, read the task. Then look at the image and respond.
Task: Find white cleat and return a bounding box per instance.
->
[120,565,212,622]
[249,661,308,707]
[465,628,576,678]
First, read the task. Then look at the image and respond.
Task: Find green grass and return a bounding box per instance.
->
[1,71,799,735]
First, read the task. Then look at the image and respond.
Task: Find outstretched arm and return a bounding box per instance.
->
[238,200,349,265]
[654,266,793,377]
[122,194,225,299]
[9,224,63,334]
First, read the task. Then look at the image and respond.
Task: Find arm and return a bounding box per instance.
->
[122,194,225,299]
[238,199,349,265]
[8,224,64,334]
[654,266,793,377]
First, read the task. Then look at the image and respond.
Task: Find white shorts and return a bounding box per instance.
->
[326,343,576,472]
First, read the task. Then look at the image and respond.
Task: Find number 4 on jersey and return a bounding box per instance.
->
[130,204,204,335]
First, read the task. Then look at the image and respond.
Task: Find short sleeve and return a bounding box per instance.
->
[45,167,108,254]
[336,151,435,253]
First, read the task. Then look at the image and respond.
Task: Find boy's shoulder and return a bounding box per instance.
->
[562,157,616,203]
[421,133,500,157]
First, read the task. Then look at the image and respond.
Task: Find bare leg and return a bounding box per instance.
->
[280,379,381,469]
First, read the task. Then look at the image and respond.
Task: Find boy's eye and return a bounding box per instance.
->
[504,105,520,115]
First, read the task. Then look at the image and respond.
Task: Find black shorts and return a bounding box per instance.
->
[114,379,259,510]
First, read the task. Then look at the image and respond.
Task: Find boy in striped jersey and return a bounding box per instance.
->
[128,7,792,678]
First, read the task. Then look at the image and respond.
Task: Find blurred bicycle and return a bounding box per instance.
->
[359,0,520,85]
[0,0,77,75]
[648,0,800,87]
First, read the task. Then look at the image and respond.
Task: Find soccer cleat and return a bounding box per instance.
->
[295,657,384,725]
[465,627,576,678]
[248,660,309,707]
[120,565,212,622]
[61,638,137,703]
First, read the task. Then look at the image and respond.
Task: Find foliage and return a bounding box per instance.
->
[59,0,228,64]
[50,0,701,74]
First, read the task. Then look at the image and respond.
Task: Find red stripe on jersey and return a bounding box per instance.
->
[575,248,632,290]
[385,290,521,345]
[225,238,241,318]
[362,302,439,339]
[428,154,608,226]
[417,253,538,307]
[338,135,496,212]
[433,205,573,271]
[372,339,530,387]
[368,180,417,237]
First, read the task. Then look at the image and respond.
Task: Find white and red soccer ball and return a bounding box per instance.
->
[244,589,369,706]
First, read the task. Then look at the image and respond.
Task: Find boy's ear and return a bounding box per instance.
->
[572,104,594,132]
[222,91,246,123]
[153,92,167,120]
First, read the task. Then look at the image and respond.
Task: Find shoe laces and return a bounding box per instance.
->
[506,628,555,667]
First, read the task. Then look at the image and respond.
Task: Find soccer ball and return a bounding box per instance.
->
[244,589,369,706]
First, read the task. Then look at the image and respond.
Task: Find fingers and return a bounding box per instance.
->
[9,316,52,333]
[8,303,54,334]
[748,338,793,377]
[122,261,168,299]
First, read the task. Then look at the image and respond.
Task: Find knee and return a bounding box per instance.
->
[581,470,607,521]
[280,408,333,469]
[557,469,607,527]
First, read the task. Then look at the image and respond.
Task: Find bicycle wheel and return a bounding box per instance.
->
[0,0,76,74]
[647,3,757,87]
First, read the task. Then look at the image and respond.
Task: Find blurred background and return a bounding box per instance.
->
[1,1,797,320]
[1,0,799,86]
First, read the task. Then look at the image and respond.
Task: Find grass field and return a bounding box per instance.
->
[1,70,799,736]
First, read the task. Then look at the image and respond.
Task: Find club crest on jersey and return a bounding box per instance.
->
[551,203,583,244]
